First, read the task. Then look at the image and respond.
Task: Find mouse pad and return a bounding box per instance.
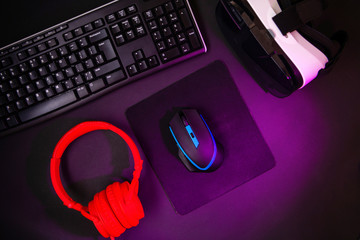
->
[126,61,275,215]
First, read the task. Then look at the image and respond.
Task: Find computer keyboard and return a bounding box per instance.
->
[0,0,206,136]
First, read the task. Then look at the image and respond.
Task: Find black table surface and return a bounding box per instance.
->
[1,0,360,239]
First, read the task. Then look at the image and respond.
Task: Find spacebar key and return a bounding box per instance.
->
[19,91,77,122]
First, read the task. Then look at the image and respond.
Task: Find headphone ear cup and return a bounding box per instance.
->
[107,182,144,228]
[88,190,126,238]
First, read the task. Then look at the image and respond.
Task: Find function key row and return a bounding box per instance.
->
[16,38,58,61]
[105,4,138,23]
[63,19,104,41]
[0,24,68,58]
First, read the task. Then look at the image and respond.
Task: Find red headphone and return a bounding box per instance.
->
[50,121,144,240]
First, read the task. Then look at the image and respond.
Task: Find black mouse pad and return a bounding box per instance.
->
[126,61,275,215]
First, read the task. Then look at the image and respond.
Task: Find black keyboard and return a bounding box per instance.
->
[0,0,206,136]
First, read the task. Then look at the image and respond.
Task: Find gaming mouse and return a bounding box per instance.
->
[168,109,223,172]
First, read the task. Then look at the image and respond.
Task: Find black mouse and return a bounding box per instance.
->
[168,109,223,172]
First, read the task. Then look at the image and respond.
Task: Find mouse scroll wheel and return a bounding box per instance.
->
[180,115,189,126]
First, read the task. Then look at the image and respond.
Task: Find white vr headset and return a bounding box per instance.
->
[217,0,347,97]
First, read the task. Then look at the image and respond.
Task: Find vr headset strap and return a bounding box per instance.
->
[272,0,323,35]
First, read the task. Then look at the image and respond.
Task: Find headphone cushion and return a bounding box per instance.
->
[106,182,133,228]
[88,198,111,238]
[90,191,126,238]
[118,181,144,225]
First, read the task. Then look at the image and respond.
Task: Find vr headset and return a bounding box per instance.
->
[216,0,347,97]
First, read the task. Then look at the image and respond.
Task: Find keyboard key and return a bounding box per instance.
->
[35,79,46,90]
[89,29,108,43]
[16,88,27,98]
[84,71,94,81]
[89,79,106,93]
[148,20,158,31]
[93,19,104,28]
[63,32,74,41]
[153,6,164,17]
[75,63,85,73]
[143,10,154,20]
[174,0,185,8]
[17,51,28,61]
[78,38,88,48]
[64,79,74,89]
[67,54,78,64]
[18,75,29,85]
[58,46,69,56]
[180,43,191,53]
[133,49,144,61]
[33,35,44,43]
[166,37,176,47]
[121,20,131,30]
[56,24,68,32]
[160,47,180,62]
[83,23,94,32]
[106,14,117,23]
[78,50,88,60]
[19,63,29,72]
[54,83,65,93]
[179,8,192,29]
[164,2,174,12]
[138,60,148,71]
[95,54,105,65]
[117,9,127,19]
[115,34,126,45]
[47,38,58,48]
[6,115,19,127]
[131,15,141,26]
[28,58,39,68]
[55,71,65,81]
[49,50,59,60]
[68,42,79,52]
[104,70,126,85]
[125,30,135,40]
[28,71,38,81]
[127,64,138,76]
[16,99,27,109]
[93,60,121,77]
[27,47,37,56]
[48,62,58,73]
[65,67,75,77]
[152,31,162,41]
[39,54,49,64]
[187,28,201,49]
[19,90,77,122]
[45,75,55,85]
[73,75,84,85]
[6,103,16,114]
[0,82,10,93]
[74,27,84,37]
[110,24,121,35]
[37,43,47,52]
[147,55,159,67]
[76,86,89,98]
[45,87,55,98]
[135,26,146,37]
[35,91,45,102]
[127,5,137,14]
[85,59,94,69]
[98,39,117,60]
[25,95,36,106]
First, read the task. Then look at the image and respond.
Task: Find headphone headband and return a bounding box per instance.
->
[50,121,143,214]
